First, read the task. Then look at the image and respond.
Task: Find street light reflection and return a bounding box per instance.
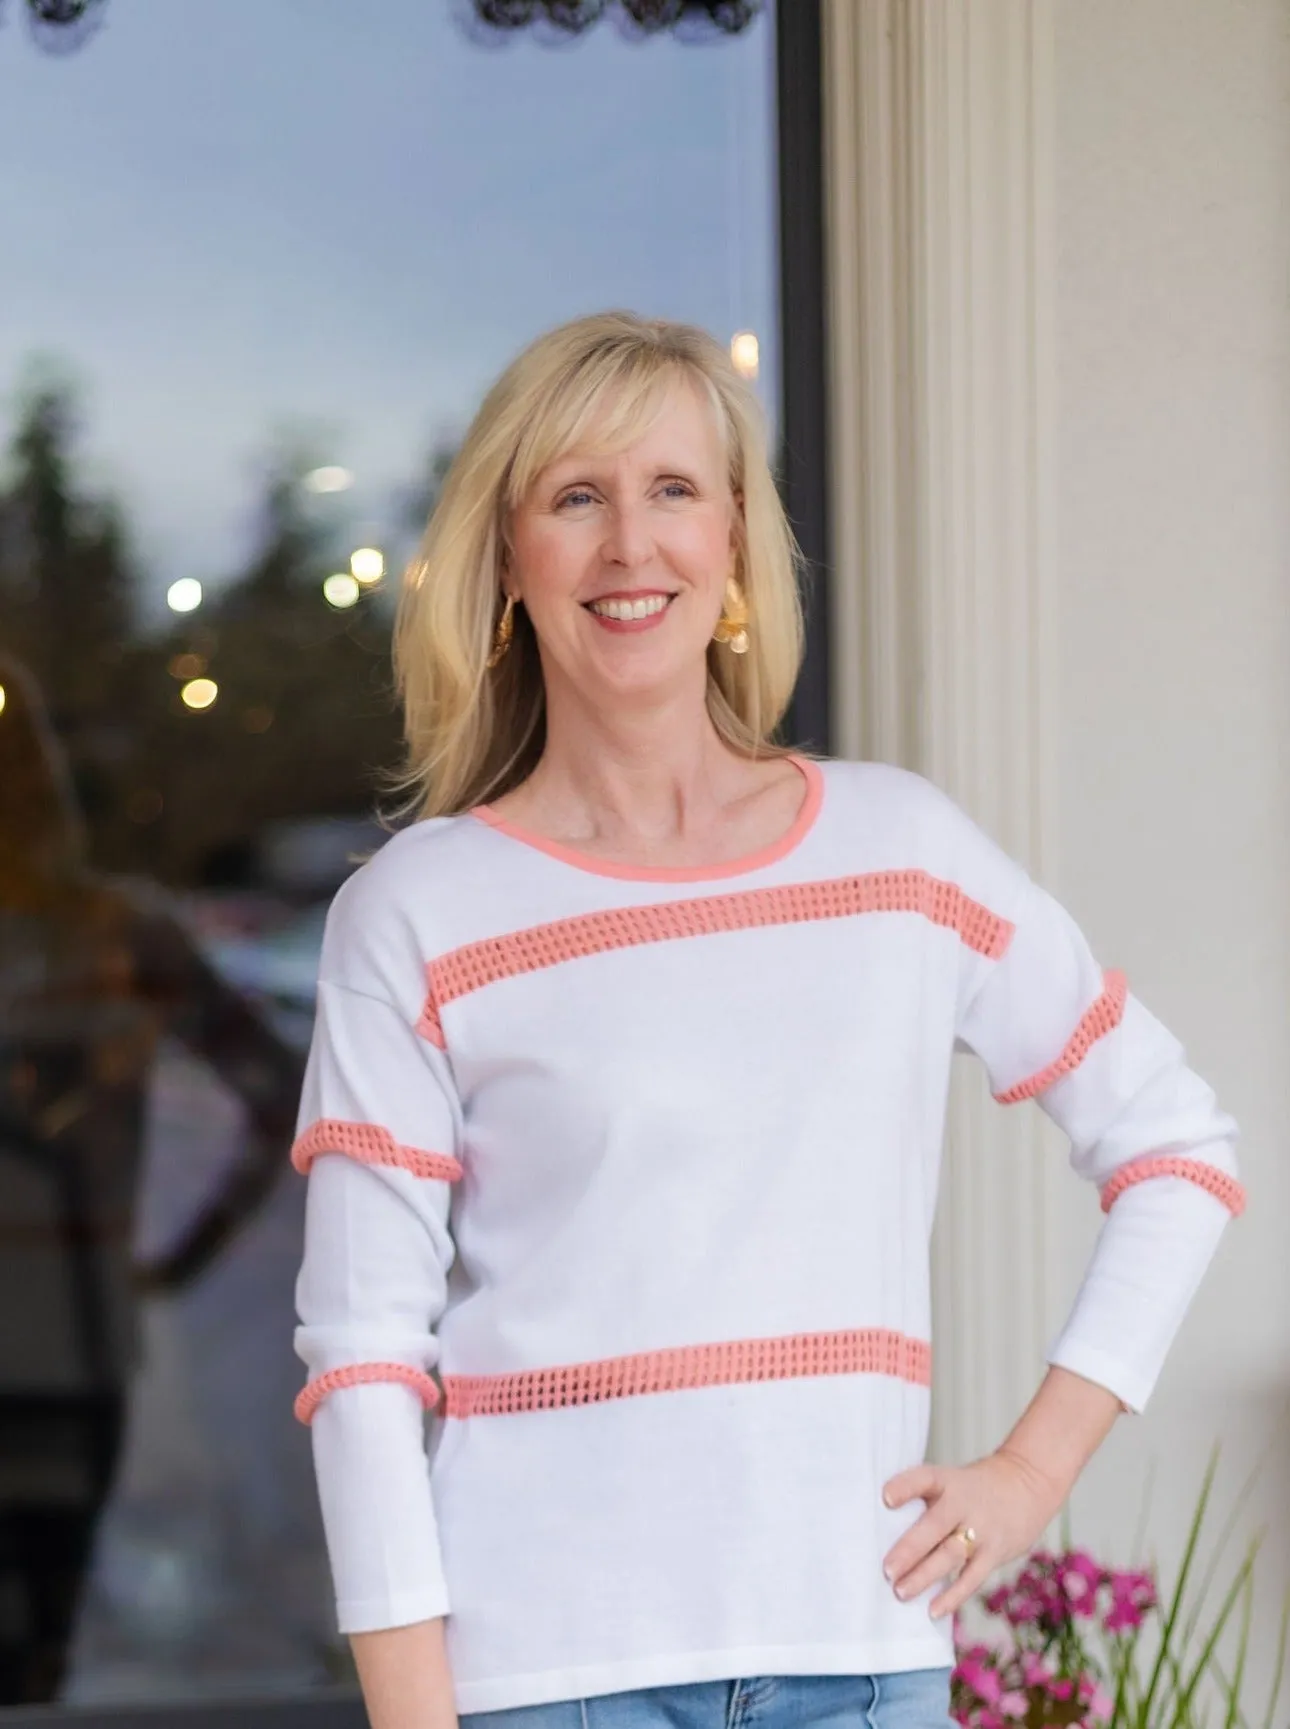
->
[180,678,218,711]
[323,573,360,609]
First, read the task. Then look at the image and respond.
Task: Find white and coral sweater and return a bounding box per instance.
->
[290,755,1243,1713]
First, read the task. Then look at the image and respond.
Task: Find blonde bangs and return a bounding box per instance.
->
[504,352,703,515]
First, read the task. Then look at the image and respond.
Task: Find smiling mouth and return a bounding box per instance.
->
[584,594,676,622]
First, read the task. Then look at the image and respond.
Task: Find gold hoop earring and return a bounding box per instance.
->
[487,594,516,669]
[711,570,750,655]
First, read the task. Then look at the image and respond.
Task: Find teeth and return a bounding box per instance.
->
[589,594,671,621]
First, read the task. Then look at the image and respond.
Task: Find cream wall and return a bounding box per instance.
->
[1049,0,1290,1678]
[821,0,1290,1694]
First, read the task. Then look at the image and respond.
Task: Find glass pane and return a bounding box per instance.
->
[0,0,777,1711]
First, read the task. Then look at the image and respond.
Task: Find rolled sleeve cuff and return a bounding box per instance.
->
[1045,1335,1155,1417]
[336,1587,452,1636]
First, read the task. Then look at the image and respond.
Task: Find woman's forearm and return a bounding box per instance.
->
[349,1617,458,1729]
[996,1363,1124,1497]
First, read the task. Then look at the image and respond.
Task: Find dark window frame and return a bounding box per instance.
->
[0,7,828,1722]
[776,0,832,756]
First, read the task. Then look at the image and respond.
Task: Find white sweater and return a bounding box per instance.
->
[290,756,1243,1713]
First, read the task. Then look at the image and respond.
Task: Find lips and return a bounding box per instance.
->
[584,592,677,622]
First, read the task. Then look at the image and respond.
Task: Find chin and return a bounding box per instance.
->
[583,649,704,704]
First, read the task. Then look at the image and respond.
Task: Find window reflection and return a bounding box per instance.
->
[0,0,776,1708]
[0,654,307,1702]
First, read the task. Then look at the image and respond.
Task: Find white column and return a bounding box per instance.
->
[821,0,1061,1469]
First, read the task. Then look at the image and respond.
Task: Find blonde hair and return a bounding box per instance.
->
[390,309,806,818]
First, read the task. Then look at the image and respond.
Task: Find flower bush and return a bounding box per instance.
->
[950,1550,1151,1728]
[948,1446,1288,1729]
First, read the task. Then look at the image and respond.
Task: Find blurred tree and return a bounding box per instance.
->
[0,376,141,869]
[0,379,407,889]
[140,447,403,885]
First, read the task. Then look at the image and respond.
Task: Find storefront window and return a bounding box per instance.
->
[0,0,778,1711]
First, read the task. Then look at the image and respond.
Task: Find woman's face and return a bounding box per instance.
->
[503,377,741,714]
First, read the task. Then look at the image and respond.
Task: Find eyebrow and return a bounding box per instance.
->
[548,464,704,490]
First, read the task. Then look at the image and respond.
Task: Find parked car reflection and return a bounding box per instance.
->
[195,902,328,1053]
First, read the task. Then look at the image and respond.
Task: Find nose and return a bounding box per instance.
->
[601,500,654,569]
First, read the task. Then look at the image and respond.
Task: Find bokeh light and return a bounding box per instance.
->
[323,573,361,609]
[166,578,203,613]
[730,330,760,380]
[0,684,6,717]
[350,547,384,584]
[303,465,353,494]
[180,677,218,710]
[168,652,207,680]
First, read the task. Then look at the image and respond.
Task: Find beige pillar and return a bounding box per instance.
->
[821,0,1062,1471]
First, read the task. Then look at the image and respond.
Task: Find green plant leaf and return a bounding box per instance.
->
[1179,1419,1280,1654]
[1172,1539,1261,1728]
[1206,1573,1258,1729]
[1139,1444,1221,1726]
[1258,1583,1289,1729]
[1110,1629,1138,1728]
[1131,1454,1160,1569]
[1220,1567,1254,1729]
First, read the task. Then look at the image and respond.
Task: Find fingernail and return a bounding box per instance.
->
[895,1584,908,1600]
[882,1491,893,1507]
[882,1565,893,1581]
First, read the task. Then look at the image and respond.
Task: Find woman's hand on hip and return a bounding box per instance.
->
[879,1448,1067,1622]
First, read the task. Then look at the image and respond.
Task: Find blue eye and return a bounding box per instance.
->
[556,481,692,509]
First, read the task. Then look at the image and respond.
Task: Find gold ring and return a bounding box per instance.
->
[952,1524,979,1558]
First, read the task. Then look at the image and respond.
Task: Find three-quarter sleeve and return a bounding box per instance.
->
[292,965,464,1633]
[954,859,1244,1418]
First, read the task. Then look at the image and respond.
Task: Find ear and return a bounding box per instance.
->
[730,489,746,550]
[729,492,746,561]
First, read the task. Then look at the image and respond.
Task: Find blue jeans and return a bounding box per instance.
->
[460,1670,957,1729]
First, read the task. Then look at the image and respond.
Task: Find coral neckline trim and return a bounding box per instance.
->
[468,754,825,883]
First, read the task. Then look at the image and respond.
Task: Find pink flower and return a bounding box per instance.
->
[1113,1569,1158,1611]
[997,1690,1030,1720]
[1104,1598,1144,1633]
[1103,1569,1157,1635]
[1020,1652,1055,1686]
[954,1644,998,1669]
[1048,1678,1075,1702]
[1057,1551,1106,1617]
[956,1654,1003,1705]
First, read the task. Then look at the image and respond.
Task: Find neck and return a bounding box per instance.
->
[518,671,752,847]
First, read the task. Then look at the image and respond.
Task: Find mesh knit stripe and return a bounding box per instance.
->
[294,1362,441,1426]
[415,870,1014,1048]
[291,1118,463,1183]
[993,968,1128,1105]
[439,1326,932,1419]
[1100,1156,1247,1217]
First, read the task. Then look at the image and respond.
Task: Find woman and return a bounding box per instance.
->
[0,653,303,1702]
[290,312,1244,1729]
